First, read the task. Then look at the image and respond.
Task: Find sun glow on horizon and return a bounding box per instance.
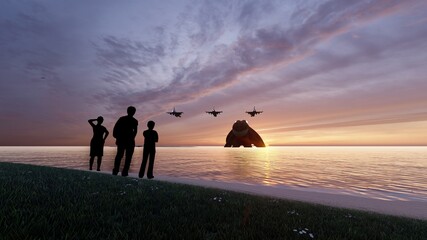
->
[1,1,427,146]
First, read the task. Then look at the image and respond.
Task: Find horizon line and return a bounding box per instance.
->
[1,145,427,147]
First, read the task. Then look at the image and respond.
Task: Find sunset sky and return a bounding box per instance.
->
[1,0,427,146]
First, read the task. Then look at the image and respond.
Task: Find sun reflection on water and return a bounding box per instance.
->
[1,146,427,201]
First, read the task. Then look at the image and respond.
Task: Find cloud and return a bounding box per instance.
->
[233,16,427,106]
[95,36,165,79]
[0,1,109,145]
[261,112,427,133]
[1,0,425,146]
[95,0,418,119]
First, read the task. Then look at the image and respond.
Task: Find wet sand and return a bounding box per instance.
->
[105,172,427,220]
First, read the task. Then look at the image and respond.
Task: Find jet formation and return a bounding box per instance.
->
[167,107,263,117]
[206,108,223,117]
[246,107,263,117]
[167,107,183,117]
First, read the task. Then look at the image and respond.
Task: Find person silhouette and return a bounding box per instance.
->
[139,120,158,179]
[112,106,138,176]
[88,116,109,171]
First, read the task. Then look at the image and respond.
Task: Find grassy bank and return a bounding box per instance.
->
[0,162,426,239]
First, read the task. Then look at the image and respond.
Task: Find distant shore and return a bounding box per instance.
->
[108,172,427,220]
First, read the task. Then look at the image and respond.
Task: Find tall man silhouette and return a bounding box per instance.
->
[112,106,138,176]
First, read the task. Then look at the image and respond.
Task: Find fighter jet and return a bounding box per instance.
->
[206,108,223,117]
[167,107,183,117]
[246,106,263,117]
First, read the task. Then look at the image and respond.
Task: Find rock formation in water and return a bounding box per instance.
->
[224,120,265,147]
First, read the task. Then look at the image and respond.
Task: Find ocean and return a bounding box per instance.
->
[0,146,426,202]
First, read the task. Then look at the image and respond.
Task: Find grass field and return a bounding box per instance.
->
[0,162,426,239]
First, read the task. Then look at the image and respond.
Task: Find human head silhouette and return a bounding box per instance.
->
[127,106,136,116]
[147,120,155,130]
[96,116,104,124]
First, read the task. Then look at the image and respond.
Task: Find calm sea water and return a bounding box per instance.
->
[0,146,426,202]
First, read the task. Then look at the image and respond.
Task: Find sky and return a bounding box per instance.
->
[1,0,427,146]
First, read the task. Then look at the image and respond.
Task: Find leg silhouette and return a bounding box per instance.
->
[113,146,125,175]
[121,146,134,176]
[147,150,155,179]
[139,149,149,178]
[89,156,95,170]
[97,156,102,171]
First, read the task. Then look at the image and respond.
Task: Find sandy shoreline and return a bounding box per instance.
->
[106,172,427,221]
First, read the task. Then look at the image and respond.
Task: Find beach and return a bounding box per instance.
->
[109,172,427,221]
[1,146,427,220]
[2,162,426,239]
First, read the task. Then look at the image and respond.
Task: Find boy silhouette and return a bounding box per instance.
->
[88,116,109,171]
[112,106,138,176]
[139,120,158,179]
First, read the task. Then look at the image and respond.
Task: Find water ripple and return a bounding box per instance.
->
[1,146,427,201]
